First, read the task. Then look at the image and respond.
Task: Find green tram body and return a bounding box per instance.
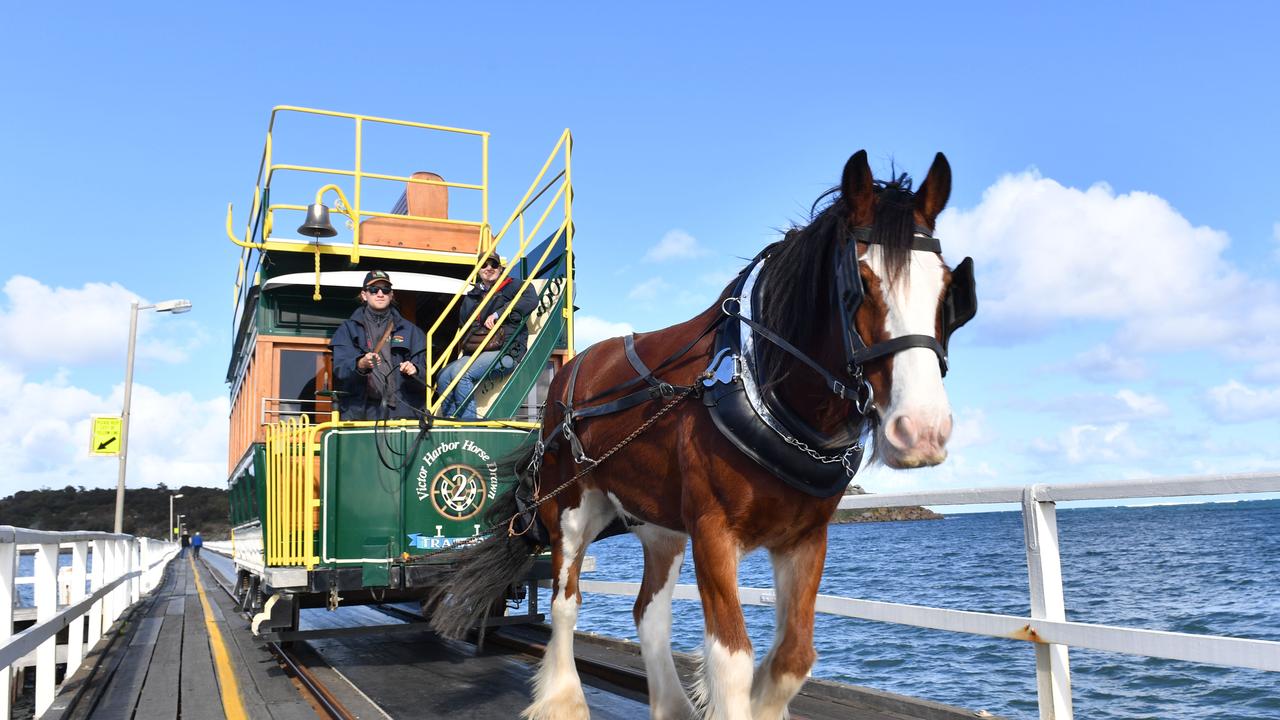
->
[222,108,572,628]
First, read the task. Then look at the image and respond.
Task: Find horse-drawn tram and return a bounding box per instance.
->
[222,106,987,719]
[222,106,575,632]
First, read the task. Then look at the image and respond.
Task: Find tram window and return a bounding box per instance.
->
[278,350,329,420]
[273,294,348,334]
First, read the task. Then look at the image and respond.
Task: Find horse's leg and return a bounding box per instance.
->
[524,488,615,720]
[632,524,696,720]
[750,530,827,720]
[689,526,753,720]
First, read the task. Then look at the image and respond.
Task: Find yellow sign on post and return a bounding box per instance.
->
[90,415,122,457]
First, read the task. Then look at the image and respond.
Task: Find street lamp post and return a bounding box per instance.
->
[169,493,184,543]
[114,299,193,534]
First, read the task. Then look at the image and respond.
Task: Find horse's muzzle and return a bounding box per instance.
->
[880,412,952,468]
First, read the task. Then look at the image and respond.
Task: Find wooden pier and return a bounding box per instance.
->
[25,551,988,719]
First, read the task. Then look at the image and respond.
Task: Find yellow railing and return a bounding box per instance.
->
[227,105,492,314]
[424,129,576,412]
[264,414,319,568]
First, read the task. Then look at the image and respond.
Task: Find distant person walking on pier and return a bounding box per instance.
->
[437,256,536,420]
[331,270,427,421]
[181,532,190,557]
[191,531,203,558]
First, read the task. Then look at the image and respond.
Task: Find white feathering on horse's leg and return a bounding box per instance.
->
[524,490,617,720]
[693,637,755,720]
[749,657,805,720]
[749,542,822,719]
[634,526,696,719]
[523,591,589,720]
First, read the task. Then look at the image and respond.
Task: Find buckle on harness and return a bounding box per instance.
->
[657,382,675,398]
[832,380,846,399]
[721,296,742,317]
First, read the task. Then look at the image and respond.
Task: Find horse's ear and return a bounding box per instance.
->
[841,150,875,226]
[915,152,951,227]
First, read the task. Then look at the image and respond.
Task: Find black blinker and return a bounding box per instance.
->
[941,256,977,352]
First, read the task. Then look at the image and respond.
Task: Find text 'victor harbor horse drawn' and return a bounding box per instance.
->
[429,150,977,720]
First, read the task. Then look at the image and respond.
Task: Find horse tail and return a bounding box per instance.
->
[426,440,544,639]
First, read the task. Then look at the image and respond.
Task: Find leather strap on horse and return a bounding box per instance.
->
[727,307,863,403]
[511,382,697,540]
[548,311,727,464]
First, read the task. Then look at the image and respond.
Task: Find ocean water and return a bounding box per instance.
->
[15,551,84,608]
[545,499,1280,720]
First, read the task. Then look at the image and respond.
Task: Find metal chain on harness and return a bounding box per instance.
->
[777,432,863,478]
[508,384,695,535]
[410,384,696,557]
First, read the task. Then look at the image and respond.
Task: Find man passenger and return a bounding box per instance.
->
[331,270,427,420]
[437,256,536,420]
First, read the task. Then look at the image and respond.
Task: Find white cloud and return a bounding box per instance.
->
[0,363,228,500]
[644,230,709,262]
[1031,422,1142,465]
[938,172,1280,356]
[573,315,634,351]
[1205,380,1280,423]
[0,275,205,370]
[947,408,991,451]
[1020,388,1168,423]
[627,277,670,301]
[1064,344,1148,382]
[856,449,999,494]
[1114,389,1168,418]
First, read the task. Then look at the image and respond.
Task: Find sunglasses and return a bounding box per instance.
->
[364,285,392,295]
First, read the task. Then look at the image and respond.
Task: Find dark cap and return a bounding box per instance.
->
[363,269,392,287]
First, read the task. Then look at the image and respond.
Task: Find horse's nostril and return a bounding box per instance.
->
[889,415,919,449]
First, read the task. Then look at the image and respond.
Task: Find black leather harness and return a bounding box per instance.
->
[536,224,976,501]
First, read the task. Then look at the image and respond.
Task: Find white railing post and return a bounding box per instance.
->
[108,538,122,622]
[87,539,105,650]
[34,542,59,717]
[139,539,150,593]
[66,541,89,677]
[128,539,140,604]
[101,541,114,627]
[1023,485,1073,720]
[0,539,15,720]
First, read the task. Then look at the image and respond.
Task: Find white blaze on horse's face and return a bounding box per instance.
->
[860,244,954,468]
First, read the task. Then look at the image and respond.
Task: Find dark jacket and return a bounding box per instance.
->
[459,278,538,362]
[331,306,427,419]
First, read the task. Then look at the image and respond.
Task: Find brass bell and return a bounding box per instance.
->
[297,203,338,238]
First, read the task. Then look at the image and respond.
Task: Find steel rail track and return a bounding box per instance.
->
[202,558,361,720]
[368,603,652,697]
[205,554,650,716]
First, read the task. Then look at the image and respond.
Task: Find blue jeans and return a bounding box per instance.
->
[438,350,516,419]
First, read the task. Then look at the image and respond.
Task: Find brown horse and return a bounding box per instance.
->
[430,150,969,720]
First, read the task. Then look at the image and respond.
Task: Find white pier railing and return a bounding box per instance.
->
[573,471,1280,720]
[0,527,180,718]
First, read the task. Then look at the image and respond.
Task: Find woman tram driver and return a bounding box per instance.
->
[438,256,536,420]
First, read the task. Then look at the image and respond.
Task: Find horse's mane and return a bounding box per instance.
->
[754,174,918,387]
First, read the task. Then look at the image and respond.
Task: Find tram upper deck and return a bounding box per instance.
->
[222,107,575,585]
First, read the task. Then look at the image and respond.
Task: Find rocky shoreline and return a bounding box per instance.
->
[831,484,943,524]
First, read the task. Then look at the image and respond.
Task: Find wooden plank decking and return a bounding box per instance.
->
[44,552,313,720]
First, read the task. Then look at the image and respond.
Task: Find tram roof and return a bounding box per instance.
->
[262,270,469,296]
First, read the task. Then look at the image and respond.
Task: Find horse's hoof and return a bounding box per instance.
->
[522,693,590,720]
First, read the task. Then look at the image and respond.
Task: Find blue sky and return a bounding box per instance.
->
[1,3,1277,506]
